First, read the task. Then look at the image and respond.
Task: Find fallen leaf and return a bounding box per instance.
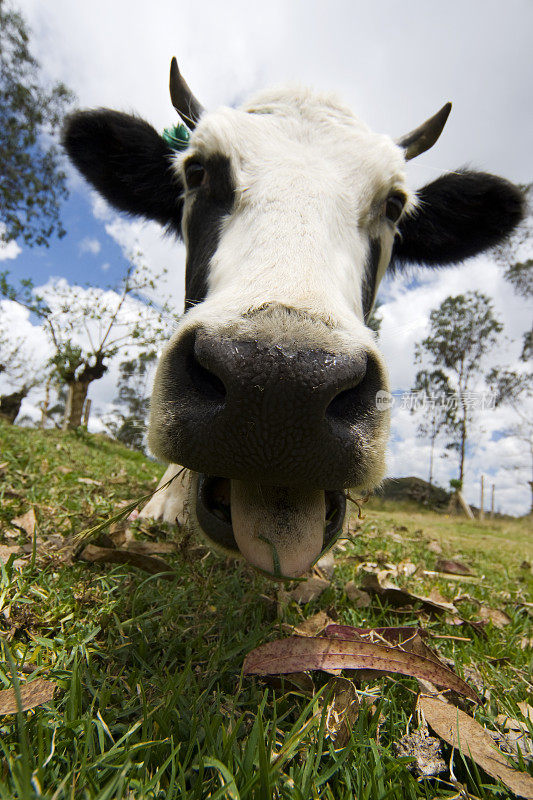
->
[261,671,315,696]
[344,581,371,607]
[435,559,473,575]
[394,726,446,778]
[0,544,26,570]
[324,677,360,747]
[77,477,102,486]
[293,611,333,637]
[286,577,330,604]
[80,544,175,579]
[10,508,36,537]
[479,606,512,628]
[427,540,443,554]
[422,570,481,584]
[520,637,533,650]
[123,540,180,555]
[419,695,533,799]
[244,635,479,702]
[313,550,335,579]
[57,466,72,474]
[0,679,57,715]
[361,572,458,615]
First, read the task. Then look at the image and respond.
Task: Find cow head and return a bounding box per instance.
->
[63,59,523,579]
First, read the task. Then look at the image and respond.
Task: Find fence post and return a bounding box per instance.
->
[479,474,485,521]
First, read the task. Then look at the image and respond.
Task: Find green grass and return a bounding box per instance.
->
[0,419,532,798]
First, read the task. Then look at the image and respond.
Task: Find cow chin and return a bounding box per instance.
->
[187,472,348,579]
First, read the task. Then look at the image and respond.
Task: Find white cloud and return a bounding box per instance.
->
[0,225,22,261]
[79,236,101,255]
[101,262,110,272]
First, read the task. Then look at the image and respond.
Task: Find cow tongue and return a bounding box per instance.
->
[230,480,326,578]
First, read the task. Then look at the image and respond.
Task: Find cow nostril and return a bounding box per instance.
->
[326,353,380,423]
[187,351,227,402]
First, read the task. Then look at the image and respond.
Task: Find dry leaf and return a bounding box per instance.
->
[124,541,180,555]
[479,606,512,628]
[0,544,26,570]
[361,572,458,615]
[520,637,533,650]
[10,508,36,537]
[419,695,533,799]
[324,677,360,747]
[435,558,473,575]
[286,577,330,604]
[293,611,333,637]
[244,635,479,702]
[0,679,57,715]
[427,540,443,554]
[314,551,335,579]
[394,727,446,778]
[80,544,175,579]
[344,581,371,607]
[77,477,102,486]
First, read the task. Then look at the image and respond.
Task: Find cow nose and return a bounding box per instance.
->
[191,332,368,418]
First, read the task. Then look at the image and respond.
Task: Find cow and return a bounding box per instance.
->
[63,59,524,579]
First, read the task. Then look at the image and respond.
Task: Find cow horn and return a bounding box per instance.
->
[169,57,204,129]
[397,102,452,161]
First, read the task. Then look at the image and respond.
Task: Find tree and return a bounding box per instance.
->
[409,368,455,487]
[415,291,503,484]
[487,367,533,514]
[494,184,532,362]
[105,351,157,450]
[0,264,179,429]
[366,301,383,340]
[0,0,75,247]
[0,310,44,421]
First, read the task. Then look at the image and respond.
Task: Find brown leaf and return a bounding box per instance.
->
[77,477,102,486]
[286,577,330,604]
[0,679,57,715]
[427,540,443,554]
[10,508,36,537]
[361,572,458,615]
[293,611,333,637]
[80,544,175,579]
[324,677,360,747]
[0,544,26,570]
[419,695,533,799]
[243,636,479,702]
[435,559,473,575]
[479,606,512,628]
[344,581,371,607]
[124,541,180,555]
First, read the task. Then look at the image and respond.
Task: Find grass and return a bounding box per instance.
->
[0,418,532,798]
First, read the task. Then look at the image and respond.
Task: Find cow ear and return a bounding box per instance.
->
[392,170,524,269]
[63,109,183,233]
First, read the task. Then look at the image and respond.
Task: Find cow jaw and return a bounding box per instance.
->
[193,474,346,578]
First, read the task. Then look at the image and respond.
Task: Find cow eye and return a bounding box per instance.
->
[384,194,405,223]
[184,161,206,190]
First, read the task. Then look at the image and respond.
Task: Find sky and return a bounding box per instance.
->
[1,0,532,514]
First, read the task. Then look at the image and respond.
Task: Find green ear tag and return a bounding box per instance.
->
[162,123,190,151]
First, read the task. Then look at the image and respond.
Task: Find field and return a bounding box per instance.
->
[0,419,532,799]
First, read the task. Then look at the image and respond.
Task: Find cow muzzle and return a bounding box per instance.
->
[149,327,389,577]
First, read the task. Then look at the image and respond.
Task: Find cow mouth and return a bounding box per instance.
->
[194,474,346,579]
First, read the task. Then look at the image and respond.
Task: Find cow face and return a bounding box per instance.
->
[63,60,523,579]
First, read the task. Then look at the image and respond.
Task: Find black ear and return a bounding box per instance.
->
[392,170,524,269]
[62,109,183,233]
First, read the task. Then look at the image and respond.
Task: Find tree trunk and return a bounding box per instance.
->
[429,434,435,488]
[62,381,90,430]
[39,379,51,429]
[0,389,27,423]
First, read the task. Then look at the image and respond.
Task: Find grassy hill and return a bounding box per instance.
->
[0,419,532,798]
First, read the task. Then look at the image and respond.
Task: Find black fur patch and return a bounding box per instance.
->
[184,155,235,310]
[362,238,381,321]
[391,170,524,269]
[62,110,183,233]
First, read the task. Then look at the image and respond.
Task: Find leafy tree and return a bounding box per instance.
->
[106,351,157,450]
[366,301,383,339]
[0,309,44,421]
[494,184,532,362]
[487,367,533,513]
[415,291,503,484]
[0,264,179,429]
[409,368,455,487]
[0,0,74,247]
